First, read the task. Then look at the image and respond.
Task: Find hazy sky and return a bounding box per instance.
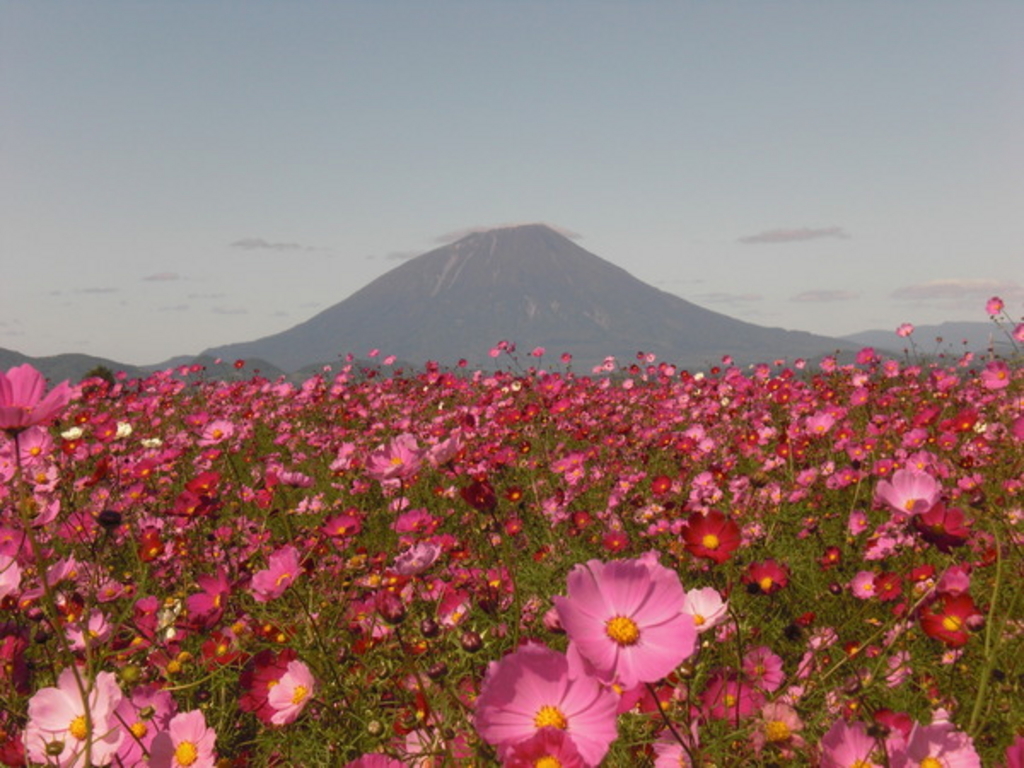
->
[3,1,1022,365]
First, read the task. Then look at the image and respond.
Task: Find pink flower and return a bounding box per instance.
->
[1013,322,1024,343]
[149,709,217,768]
[820,720,884,767]
[113,685,176,767]
[1006,735,1024,768]
[250,545,301,602]
[501,727,585,767]
[473,643,618,765]
[875,469,941,516]
[889,719,981,767]
[25,668,124,767]
[980,359,1011,390]
[896,323,915,338]
[267,659,316,725]
[0,554,22,601]
[986,295,1004,315]
[365,433,423,482]
[742,646,785,692]
[682,587,729,634]
[0,363,72,436]
[554,555,696,688]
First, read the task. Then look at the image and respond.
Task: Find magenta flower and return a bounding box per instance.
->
[343,756,405,768]
[266,658,316,725]
[149,709,217,768]
[25,668,124,767]
[250,545,301,602]
[554,555,697,688]
[0,363,72,436]
[473,643,618,765]
[875,469,941,516]
[986,295,1004,315]
[501,727,586,767]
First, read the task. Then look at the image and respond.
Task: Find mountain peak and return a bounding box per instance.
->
[203,225,857,371]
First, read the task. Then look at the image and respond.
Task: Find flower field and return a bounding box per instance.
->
[2,325,1024,765]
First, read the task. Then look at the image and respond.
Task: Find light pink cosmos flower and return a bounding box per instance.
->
[250,545,301,602]
[875,469,941,517]
[986,296,1004,315]
[266,659,316,725]
[0,554,21,601]
[149,709,217,768]
[473,643,618,765]
[888,719,981,767]
[896,323,915,338]
[820,720,883,768]
[0,363,73,436]
[682,586,729,634]
[113,685,176,767]
[365,433,424,482]
[25,668,124,767]
[554,554,697,689]
[980,359,1011,390]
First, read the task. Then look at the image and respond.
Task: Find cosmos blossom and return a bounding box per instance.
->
[149,709,217,768]
[250,545,301,602]
[820,720,884,768]
[553,554,697,689]
[875,469,941,517]
[0,363,73,436]
[473,643,618,765]
[24,668,124,767]
[266,658,316,725]
[681,510,742,564]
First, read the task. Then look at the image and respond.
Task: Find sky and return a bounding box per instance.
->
[3,1,1023,366]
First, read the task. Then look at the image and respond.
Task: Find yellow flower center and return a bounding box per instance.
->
[291,684,309,705]
[920,758,943,768]
[758,577,774,591]
[68,715,89,741]
[692,613,706,626]
[533,705,568,730]
[130,721,148,739]
[606,615,640,645]
[390,456,404,466]
[535,758,562,768]
[701,533,720,550]
[723,693,737,707]
[275,571,293,587]
[174,740,199,766]
[942,614,963,632]
[765,719,791,742]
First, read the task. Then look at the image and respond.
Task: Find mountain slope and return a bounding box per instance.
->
[203,224,857,371]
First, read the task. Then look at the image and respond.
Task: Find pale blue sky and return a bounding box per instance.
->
[3,1,1022,365]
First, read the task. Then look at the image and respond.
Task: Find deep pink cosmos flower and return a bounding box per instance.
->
[343,756,405,768]
[700,672,763,723]
[875,469,941,517]
[501,727,586,767]
[742,559,789,595]
[0,364,72,437]
[986,295,1004,315]
[239,648,299,724]
[554,554,697,689]
[250,545,301,602]
[473,643,618,765]
[266,658,316,725]
[920,593,982,648]
[25,668,124,767]
[149,709,217,768]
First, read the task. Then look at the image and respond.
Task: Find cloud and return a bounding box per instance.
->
[790,289,859,302]
[77,287,119,294]
[890,278,1022,302]
[143,272,181,282]
[738,226,850,244]
[159,304,190,312]
[434,222,583,244]
[694,292,764,304]
[211,307,248,315]
[230,238,313,252]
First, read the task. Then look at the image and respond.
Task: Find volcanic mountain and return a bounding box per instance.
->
[203,224,856,371]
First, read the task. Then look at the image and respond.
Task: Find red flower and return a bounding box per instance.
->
[913,502,971,553]
[682,510,741,564]
[920,594,981,648]
[742,560,789,595]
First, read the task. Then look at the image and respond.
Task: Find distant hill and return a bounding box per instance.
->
[203,224,860,372]
[0,348,148,384]
[841,322,1018,357]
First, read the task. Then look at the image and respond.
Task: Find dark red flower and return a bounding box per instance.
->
[914,502,971,553]
[742,559,789,595]
[682,510,741,564]
[920,594,981,648]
